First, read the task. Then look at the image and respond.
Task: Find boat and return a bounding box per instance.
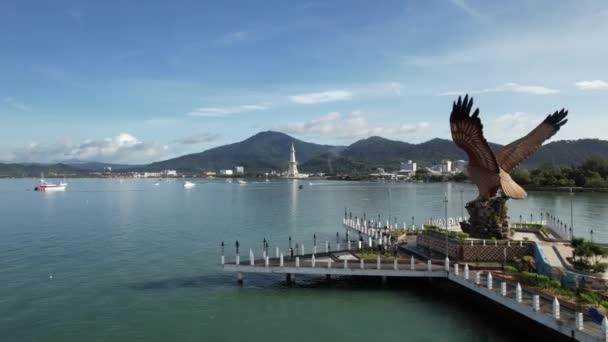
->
[183,181,195,188]
[35,179,66,192]
[154,182,160,186]
[238,180,247,185]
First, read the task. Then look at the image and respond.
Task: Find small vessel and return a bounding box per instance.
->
[35,179,66,192]
[238,180,247,185]
[154,182,160,186]
[183,181,195,188]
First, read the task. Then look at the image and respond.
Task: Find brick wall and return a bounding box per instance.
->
[417,231,534,262]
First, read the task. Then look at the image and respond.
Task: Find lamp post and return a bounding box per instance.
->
[590,230,594,243]
[460,187,464,219]
[388,187,392,229]
[569,188,574,238]
[411,216,415,227]
[444,193,449,257]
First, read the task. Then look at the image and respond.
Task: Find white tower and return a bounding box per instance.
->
[287,143,300,178]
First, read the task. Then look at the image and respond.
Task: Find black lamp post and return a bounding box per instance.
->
[221,241,224,255]
[235,240,240,255]
[336,232,339,244]
[289,236,292,250]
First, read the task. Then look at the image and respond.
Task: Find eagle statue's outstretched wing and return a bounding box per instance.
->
[450,95,499,174]
[496,109,568,173]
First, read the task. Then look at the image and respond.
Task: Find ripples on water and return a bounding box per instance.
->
[1,178,604,342]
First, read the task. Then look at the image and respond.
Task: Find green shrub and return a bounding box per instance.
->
[503,265,518,273]
[456,232,469,240]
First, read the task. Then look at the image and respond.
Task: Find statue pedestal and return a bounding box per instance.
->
[460,196,510,239]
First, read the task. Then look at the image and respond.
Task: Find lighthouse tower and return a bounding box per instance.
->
[286,143,300,178]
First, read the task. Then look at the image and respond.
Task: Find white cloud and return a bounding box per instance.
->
[439,82,559,96]
[173,133,219,145]
[217,30,251,44]
[0,133,168,164]
[575,80,608,90]
[274,110,430,140]
[289,90,353,104]
[4,97,30,111]
[449,0,485,20]
[486,112,545,143]
[187,102,272,117]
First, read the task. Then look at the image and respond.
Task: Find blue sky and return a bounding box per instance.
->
[1,0,607,163]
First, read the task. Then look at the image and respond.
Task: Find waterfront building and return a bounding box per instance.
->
[219,169,234,176]
[398,160,417,177]
[162,170,177,177]
[453,160,467,173]
[234,166,244,174]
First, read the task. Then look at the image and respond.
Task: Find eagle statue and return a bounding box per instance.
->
[450,95,568,238]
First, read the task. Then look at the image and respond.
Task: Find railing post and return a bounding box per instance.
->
[377,256,381,270]
[464,264,469,280]
[427,259,432,272]
[358,241,362,250]
[603,317,608,341]
[221,255,225,265]
[394,259,398,270]
[360,259,364,269]
[265,256,269,267]
[280,253,284,267]
[575,312,584,331]
[552,297,560,319]
[328,257,332,269]
[410,256,415,270]
[312,254,316,267]
[276,246,279,258]
[444,257,450,272]
[501,282,507,296]
[533,295,540,311]
[487,272,493,290]
[337,243,340,251]
[325,241,329,253]
[475,271,481,285]
[516,283,522,303]
[296,256,300,267]
[454,263,459,276]
[301,244,305,255]
[250,249,254,266]
[344,258,348,269]
[236,254,240,265]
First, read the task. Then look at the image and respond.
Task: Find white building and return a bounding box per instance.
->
[234,166,244,174]
[453,160,467,173]
[162,170,177,177]
[143,172,162,178]
[440,160,453,174]
[219,169,233,176]
[398,160,417,176]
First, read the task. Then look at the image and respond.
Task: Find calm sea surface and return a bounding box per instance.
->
[1,179,607,342]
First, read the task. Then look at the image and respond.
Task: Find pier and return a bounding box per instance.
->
[220,210,608,342]
[221,243,607,341]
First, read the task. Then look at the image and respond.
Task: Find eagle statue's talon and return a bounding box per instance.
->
[450,94,568,239]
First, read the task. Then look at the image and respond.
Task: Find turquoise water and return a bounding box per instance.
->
[1,179,606,341]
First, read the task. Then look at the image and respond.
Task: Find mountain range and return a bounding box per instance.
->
[2,131,608,177]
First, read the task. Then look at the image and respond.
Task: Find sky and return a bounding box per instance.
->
[1,0,607,164]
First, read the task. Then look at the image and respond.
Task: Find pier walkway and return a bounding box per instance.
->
[221,245,607,342]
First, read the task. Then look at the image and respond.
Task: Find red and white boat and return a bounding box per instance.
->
[35,179,67,192]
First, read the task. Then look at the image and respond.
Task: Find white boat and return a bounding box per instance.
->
[154,182,160,186]
[238,180,247,185]
[183,181,195,188]
[35,179,66,192]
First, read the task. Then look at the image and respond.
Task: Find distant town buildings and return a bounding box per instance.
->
[234,166,244,174]
[453,160,467,173]
[397,160,417,177]
[219,169,234,176]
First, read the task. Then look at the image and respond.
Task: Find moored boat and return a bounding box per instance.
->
[183,181,195,188]
[35,179,66,192]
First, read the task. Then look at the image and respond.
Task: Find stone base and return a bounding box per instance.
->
[460,196,510,239]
